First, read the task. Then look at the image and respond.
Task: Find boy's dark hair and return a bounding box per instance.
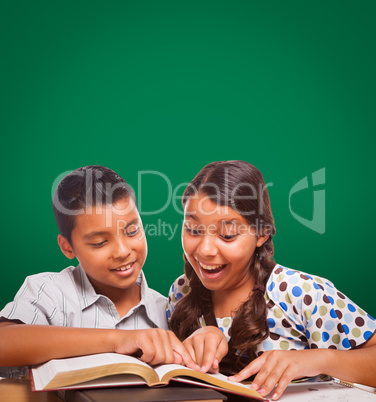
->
[52,165,135,245]
[169,160,276,367]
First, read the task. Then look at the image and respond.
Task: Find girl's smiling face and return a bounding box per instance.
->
[182,192,267,294]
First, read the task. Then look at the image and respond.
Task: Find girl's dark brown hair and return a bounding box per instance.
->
[169,160,276,361]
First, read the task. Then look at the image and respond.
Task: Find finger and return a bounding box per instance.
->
[170,334,200,371]
[228,354,267,382]
[180,348,201,371]
[212,358,219,371]
[269,368,295,401]
[161,331,175,364]
[173,350,183,365]
[250,353,284,393]
[190,336,207,368]
[139,334,163,365]
[144,330,175,365]
[207,359,219,374]
[200,337,219,373]
[215,337,228,362]
[184,342,197,363]
[200,328,228,372]
[209,337,228,373]
[253,363,284,398]
[139,342,156,364]
[152,331,173,365]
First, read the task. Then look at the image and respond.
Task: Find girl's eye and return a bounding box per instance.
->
[220,234,238,241]
[184,226,201,236]
[126,225,140,237]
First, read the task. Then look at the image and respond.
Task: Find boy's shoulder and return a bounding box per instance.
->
[14,265,72,290]
[0,265,84,327]
[15,265,81,296]
[22,265,77,282]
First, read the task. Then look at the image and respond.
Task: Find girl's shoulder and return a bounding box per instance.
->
[169,274,190,298]
[267,264,336,296]
[265,264,344,314]
[265,263,370,320]
[264,264,375,350]
[167,274,190,317]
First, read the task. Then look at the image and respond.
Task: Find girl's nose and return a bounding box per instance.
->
[196,234,217,258]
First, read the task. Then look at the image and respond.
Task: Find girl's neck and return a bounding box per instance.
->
[211,277,255,318]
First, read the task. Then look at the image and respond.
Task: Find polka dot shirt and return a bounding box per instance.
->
[166,264,376,355]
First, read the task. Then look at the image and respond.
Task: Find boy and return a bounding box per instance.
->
[0,166,197,377]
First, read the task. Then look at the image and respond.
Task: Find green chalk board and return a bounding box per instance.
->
[0,1,375,318]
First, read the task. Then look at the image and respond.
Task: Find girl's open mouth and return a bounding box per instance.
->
[197,260,227,275]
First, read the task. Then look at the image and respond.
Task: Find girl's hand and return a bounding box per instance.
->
[183,326,228,373]
[229,350,325,400]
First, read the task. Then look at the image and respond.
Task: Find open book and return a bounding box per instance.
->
[30,353,266,400]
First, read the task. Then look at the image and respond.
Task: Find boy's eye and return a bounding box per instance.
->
[90,241,107,248]
[125,225,140,236]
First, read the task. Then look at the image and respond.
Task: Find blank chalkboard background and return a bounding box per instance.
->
[1,1,375,317]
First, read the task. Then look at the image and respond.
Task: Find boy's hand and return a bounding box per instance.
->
[113,328,200,370]
[183,326,228,373]
[228,350,324,400]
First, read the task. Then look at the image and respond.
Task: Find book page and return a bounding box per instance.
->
[154,364,252,390]
[53,353,149,372]
[32,353,152,390]
[153,364,263,399]
[179,371,254,391]
[57,374,148,390]
[153,363,187,380]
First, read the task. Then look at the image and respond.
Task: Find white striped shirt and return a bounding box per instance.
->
[0,265,168,378]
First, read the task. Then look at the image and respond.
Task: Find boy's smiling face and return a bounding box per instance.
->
[58,197,147,299]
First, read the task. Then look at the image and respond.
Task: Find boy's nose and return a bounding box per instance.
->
[113,238,131,260]
[196,234,217,258]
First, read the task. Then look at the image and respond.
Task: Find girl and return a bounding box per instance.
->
[167,160,376,400]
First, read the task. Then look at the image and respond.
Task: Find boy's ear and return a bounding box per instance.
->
[58,234,76,259]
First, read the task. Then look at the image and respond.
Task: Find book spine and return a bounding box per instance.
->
[29,368,36,392]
